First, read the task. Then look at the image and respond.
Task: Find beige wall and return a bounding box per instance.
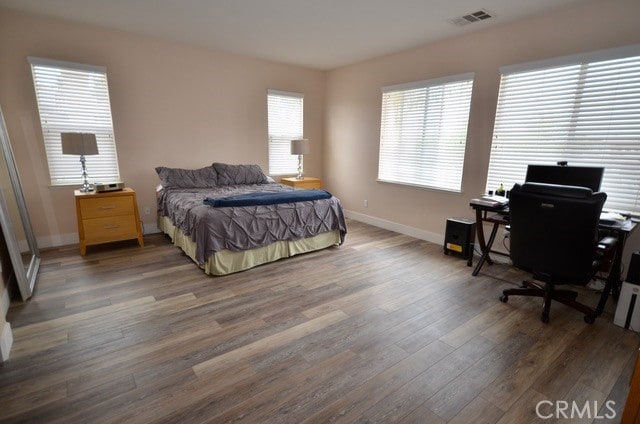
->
[324,0,640,263]
[1,1,639,262]
[0,9,325,247]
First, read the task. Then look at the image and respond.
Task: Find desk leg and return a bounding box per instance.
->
[595,231,629,316]
[595,232,629,317]
[472,222,499,277]
[610,232,628,299]
[474,209,493,267]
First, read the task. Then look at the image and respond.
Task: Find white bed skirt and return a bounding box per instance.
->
[158,215,341,276]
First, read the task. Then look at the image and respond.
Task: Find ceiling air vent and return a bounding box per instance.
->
[449,9,494,26]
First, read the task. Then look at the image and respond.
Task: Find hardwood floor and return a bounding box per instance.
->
[1,219,639,423]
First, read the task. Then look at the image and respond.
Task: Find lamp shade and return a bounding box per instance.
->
[61,133,99,156]
[290,139,310,155]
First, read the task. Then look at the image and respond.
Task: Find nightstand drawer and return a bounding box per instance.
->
[294,180,321,189]
[82,215,139,243]
[79,196,134,219]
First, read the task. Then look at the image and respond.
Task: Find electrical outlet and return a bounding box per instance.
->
[144,206,151,215]
[363,199,368,208]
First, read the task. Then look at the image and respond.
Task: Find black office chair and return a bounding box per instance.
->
[499,182,616,323]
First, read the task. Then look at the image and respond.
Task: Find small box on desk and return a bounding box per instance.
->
[444,218,476,262]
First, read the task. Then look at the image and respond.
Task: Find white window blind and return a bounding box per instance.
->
[486,45,640,213]
[28,57,120,186]
[267,89,303,175]
[378,73,474,192]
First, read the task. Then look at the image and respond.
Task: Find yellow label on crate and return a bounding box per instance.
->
[446,243,463,253]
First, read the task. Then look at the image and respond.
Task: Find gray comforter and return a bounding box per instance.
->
[157,183,347,264]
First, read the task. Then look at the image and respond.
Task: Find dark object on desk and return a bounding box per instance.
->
[499,182,616,323]
[444,218,476,265]
[525,164,604,192]
[627,251,640,285]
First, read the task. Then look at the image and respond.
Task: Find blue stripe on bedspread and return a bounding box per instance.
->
[203,189,333,207]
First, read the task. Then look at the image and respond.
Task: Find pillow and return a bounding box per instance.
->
[212,163,269,185]
[155,166,217,188]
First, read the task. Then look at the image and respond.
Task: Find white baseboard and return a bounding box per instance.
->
[36,232,78,249]
[0,322,12,362]
[35,223,161,250]
[143,222,161,235]
[344,210,513,266]
[1,284,9,317]
[344,210,443,245]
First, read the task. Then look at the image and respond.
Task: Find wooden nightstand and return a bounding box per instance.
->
[280,177,322,189]
[74,188,144,255]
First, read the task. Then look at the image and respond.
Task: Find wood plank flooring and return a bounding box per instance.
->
[1,219,639,423]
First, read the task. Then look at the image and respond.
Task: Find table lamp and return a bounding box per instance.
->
[61,132,99,192]
[290,139,310,180]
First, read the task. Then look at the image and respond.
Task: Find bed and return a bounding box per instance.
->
[156,163,347,275]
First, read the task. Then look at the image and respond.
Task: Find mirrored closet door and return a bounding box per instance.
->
[0,106,40,300]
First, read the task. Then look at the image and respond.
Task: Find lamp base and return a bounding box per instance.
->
[296,154,304,180]
[79,155,93,192]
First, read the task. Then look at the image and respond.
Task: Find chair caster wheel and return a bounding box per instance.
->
[584,315,595,324]
[541,313,550,323]
[499,295,508,303]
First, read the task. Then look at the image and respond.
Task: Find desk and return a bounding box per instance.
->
[470,201,637,316]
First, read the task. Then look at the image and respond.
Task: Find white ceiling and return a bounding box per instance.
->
[0,0,590,70]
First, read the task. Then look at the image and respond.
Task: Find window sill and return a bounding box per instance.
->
[376,178,463,194]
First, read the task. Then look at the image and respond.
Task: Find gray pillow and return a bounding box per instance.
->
[212,163,269,185]
[155,166,217,188]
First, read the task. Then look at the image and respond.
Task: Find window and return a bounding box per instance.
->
[267,89,303,175]
[28,57,120,186]
[486,45,640,213]
[378,73,474,192]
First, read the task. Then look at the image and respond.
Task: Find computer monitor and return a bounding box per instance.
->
[525,164,604,192]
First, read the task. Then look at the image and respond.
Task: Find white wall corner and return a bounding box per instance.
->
[0,322,13,362]
[344,209,444,245]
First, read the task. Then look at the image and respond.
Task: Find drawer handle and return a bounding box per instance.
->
[99,205,117,210]
[103,225,119,230]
